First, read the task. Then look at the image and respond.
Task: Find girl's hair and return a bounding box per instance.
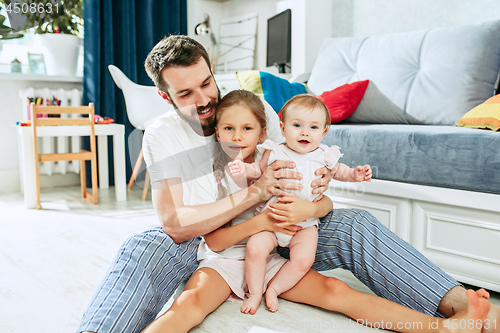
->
[213,90,267,200]
[279,94,331,127]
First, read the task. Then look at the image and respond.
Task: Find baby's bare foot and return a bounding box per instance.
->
[241,294,261,315]
[475,288,490,300]
[265,287,279,312]
[442,289,491,333]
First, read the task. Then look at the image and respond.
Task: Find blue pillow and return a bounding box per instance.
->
[236,70,307,113]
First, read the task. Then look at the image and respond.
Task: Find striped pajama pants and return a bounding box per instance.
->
[76,208,459,333]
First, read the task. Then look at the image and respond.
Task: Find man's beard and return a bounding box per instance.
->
[169,86,221,133]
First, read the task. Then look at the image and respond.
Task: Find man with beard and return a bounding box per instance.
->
[77,35,499,333]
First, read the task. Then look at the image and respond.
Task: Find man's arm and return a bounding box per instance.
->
[152,159,303,244]
[204,209,301,252]
[152,177,256,244]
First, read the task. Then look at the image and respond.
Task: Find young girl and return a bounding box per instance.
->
[229,94,372,314]
[141,90,491,333]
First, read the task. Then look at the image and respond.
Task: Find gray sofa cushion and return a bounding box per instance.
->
[344,82,423,124]
[308,20,500,125]
[322,124,500,194]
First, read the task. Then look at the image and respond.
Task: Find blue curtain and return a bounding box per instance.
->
[82,0,187,186]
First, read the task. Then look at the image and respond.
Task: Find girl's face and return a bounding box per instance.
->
[280,104,328,154]
[216,104,266,163]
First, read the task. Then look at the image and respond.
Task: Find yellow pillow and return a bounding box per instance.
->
[455,94,500,131]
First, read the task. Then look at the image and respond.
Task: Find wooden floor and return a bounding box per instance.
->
[0,186,498,333]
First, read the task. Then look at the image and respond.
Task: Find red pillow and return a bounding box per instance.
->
[315,80,369,123]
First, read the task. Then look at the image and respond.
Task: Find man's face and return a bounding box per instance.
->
[159,58,220,135]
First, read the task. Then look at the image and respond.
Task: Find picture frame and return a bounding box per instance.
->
[28,53,46,74]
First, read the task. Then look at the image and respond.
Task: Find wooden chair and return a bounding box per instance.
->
[31,103,98,209]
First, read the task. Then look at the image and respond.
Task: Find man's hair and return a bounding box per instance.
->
[144,35,212,93]
[279,94,331,127]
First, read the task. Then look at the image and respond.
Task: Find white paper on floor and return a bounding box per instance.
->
[247,326,286,333]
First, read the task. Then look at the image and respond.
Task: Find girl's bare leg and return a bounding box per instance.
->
[241,231,278,315]
[279,269,491,333]
[141,268,231,333]
[265,226,317,312]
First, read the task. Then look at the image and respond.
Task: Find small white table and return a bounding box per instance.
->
[18,123,127,209]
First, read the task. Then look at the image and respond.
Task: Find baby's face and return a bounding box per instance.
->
[280,105,328,154]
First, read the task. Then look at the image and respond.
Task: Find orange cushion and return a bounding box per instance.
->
[455,94,500,131]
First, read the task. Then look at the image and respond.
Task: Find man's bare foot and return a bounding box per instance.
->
[265,287,279,312]
[241,294,261,315]
[442,289,491,332]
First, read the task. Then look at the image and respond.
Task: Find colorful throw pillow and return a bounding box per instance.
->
[455,94,500,131]
[315,80,369,123]
[236,71,307,113]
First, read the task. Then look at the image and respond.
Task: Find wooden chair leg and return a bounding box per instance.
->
[80,159,86,199]
[128,148,144,190]
[142,170,150,201]
[35,162,41,210]
[90,155,98,205]
[33,122,42,210]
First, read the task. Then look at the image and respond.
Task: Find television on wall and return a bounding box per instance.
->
[266,9,291,73]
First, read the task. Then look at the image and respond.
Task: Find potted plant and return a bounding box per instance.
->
[0,14,23,39]
[1,0,83,75]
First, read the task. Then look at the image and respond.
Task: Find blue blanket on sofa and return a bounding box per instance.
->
[322,125,500,195]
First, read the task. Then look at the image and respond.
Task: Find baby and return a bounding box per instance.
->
[229,94,372,314]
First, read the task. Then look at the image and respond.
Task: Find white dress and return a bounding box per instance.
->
[196,170,288,301]
[258,139,343,247]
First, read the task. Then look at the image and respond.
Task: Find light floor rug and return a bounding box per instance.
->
[1,186,498,333]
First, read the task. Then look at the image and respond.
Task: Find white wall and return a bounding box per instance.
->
[291,0,333,76]
[334,0,500,37]
[187,0,223,64]
[188,0,282,73]
[219,0,282,73]
[189,0,500,76]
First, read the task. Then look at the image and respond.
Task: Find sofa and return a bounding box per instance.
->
[301,20,500,292]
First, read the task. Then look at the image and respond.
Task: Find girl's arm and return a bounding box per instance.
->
[268,195,333,225]
[229,150,271,180]
[331,163,372,182]
[204,209,299,252]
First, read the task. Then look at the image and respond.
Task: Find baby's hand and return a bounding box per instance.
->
[228,159,245,176]
[353,165,372,182]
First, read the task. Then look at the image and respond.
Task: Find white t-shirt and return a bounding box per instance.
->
[143,98,284,207]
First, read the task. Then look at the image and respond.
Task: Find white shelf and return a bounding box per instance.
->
[0,72,82,82]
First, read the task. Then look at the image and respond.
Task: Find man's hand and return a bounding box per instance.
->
[249,160,302,202]
[352,165,372,182]
[312,166,333,202]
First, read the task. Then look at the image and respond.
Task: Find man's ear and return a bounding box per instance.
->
[158,90,172,105]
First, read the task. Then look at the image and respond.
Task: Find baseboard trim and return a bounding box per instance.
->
[0,169,20,193]
[0,169,80,193]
